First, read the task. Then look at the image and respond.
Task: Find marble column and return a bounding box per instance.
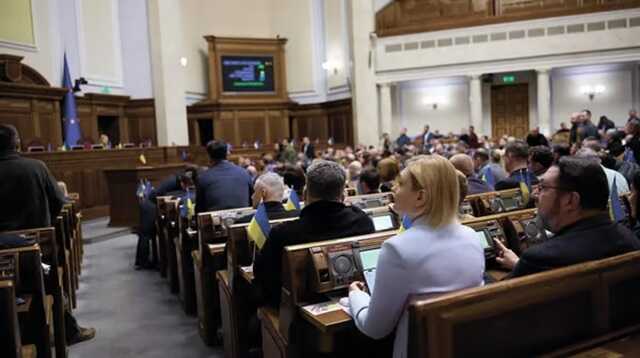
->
[379,83,393,136]
[348,0,380,146]
[147,0,189,145]
[469,74,483,134]
[536,68,552,136]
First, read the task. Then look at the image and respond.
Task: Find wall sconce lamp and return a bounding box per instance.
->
[322,61,339,75]
[580,85,605,101]
[423,96,445,110]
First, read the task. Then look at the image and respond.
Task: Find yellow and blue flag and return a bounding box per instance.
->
[398,214,413,233]
[247,203,271,250]
[609,178,625,222]
[519,181,530,205]
[284,189,301,211]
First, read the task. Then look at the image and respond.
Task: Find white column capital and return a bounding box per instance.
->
[468,73,483,81]
[535,67,552,74]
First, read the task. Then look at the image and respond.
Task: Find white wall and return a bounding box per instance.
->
[551,64,635,129]
[119,0,153,98]
[394,77,471,138]
[0,0,62,86]
[180,0,277,99]
[0,0,153,97]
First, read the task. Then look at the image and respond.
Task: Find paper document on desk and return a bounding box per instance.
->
[240,265,253,274]
[302,300,342,316]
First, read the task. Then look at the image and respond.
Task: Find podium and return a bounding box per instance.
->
[104,164,185,227]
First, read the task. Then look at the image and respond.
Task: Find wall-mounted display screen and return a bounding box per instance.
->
[221,55,275,93]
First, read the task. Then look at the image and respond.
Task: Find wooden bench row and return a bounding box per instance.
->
[0,194,85,358]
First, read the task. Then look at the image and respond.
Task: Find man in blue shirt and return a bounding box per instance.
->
[195,140,253,213]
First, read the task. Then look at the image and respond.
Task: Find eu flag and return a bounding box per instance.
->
[246,203,271,250]
[62,54,82,148]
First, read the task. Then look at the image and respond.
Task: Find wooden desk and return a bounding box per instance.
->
[299,302,352,333]
[103,164,185,227]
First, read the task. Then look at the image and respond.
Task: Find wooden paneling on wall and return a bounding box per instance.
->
[187,99,353,147]
[0,54,67,149]
[187,102,291,147]
[125,98,157,145]
[0,54,158,149]
[290,99,353,146]
[376,0,640,37]
[75,94,157,146]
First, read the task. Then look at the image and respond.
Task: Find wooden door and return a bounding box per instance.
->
[491,84,529,139]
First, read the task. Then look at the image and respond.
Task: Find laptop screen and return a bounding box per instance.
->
[372,214,394,232]
[359,247,382,293]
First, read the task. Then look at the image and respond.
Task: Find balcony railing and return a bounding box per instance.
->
[375,0,640,37]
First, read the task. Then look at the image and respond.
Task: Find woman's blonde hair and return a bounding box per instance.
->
[398,155,459,228]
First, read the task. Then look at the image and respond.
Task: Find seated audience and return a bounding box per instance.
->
[526,127,549,147]
[456,170,475,221]
[395,127,411,149]
[575,148,628,196]
[348,155,484,357]
[0,124,96,344]
[450,153,492,194]
[552,143,571,164]
[195,140,253,213]
[495,140,539,191]
[359,168,381,195]
[236,172,299,223]
[135,168,197,269]
[378,157,400,192]
[495,157,640,277]
[254,160,375,307]
[275,163,306,197]
[629,171,640,239]
[528,146,553,178]
[347,160,363,191]
[597,115,615,133]
[627,108,638,123]
[473,148,507,183]
[625,119,640,163]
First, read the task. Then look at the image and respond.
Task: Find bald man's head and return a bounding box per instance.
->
[449,154,474,177]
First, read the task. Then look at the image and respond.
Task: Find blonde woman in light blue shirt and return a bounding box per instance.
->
[349,155,485,358]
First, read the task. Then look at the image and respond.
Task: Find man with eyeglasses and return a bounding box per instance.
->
[494,157,640,278]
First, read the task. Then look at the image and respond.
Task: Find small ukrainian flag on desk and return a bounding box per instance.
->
[398,214,413,233]
[284,189,301,211]
[247,202,271,250]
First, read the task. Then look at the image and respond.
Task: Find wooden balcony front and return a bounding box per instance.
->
[376,0,640,37]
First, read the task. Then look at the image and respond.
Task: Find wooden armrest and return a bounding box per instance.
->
[21,344,37,358]
[16,294,33,313]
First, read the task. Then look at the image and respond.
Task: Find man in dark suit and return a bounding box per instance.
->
[526,127,549,148]
[135,168,198,269]
[495,140,539,191]
[0,124,95,344]
[495,157,640,277]
[301,136,315,161]
[450,153,492,194]
[235,172,299,223]
[254,160,375,307]
[0,124,65,232]
[195,140,253,213]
